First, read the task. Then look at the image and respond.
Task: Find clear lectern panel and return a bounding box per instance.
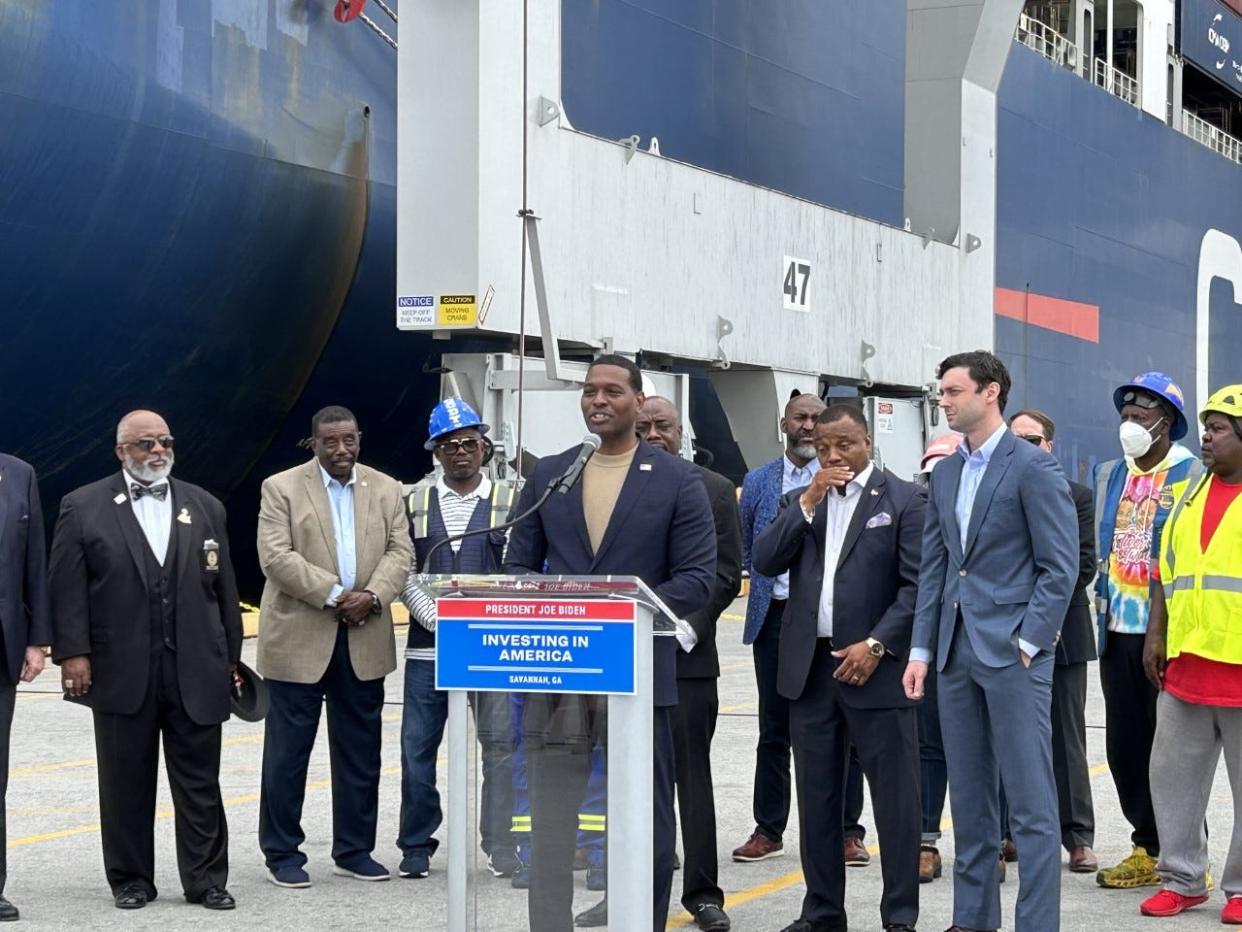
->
[420,575,666,932]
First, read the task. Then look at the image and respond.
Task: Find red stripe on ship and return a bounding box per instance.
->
[995,287,1099,343]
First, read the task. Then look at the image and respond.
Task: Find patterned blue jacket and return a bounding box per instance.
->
[739,457,788,645]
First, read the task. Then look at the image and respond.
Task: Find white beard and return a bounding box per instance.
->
[125,453,174,484]
[790,442,815,460]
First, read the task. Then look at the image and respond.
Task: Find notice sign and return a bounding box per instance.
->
[396,295,435,328]
[435,598,637,694]
[438,294,477,326]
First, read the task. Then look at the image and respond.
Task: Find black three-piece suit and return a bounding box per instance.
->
[49,473,242,899]
[674,465,743,915]
[753,466,925,931]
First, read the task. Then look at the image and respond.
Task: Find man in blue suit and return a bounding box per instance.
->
[504,354,716,932]
[903,351,1078,932]
[734,390,823,863]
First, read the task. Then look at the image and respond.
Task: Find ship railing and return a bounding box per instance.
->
[1181,109,1242,165]
[1016,12,1078,71]
[1093,57,1138,107]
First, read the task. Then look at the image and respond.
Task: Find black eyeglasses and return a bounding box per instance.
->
[1120,390,1162,410]
[1016,433,1045,446]
[123,435,175,452]
[435,438,482,455]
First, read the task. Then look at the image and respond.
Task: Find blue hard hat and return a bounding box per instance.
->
[425,398,489,450]
[1113,371,1189,441]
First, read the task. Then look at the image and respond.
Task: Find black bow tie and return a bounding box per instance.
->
[131,483,168,501]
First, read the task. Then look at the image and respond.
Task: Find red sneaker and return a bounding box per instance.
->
[1140,889,1208,917]
[1222,896,1242,924]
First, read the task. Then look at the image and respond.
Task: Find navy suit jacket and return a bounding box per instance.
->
[752,467,925,707]
[911,429,1078,670]
[0,455,52,681]
[504,438,716,707]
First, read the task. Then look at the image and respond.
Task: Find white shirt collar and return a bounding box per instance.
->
[437,474,492,501]
[319,463,358,489]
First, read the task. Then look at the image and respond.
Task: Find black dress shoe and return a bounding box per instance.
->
[574,898,607,927]
[885,925,917,931]
[779,919,848,932]
[694,903,731,931]
[114,884,149,910]
[189,886,236,910]
[944,926,996,931]
[0,896,18,922]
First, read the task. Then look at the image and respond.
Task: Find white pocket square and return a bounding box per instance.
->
[865,512,892,529]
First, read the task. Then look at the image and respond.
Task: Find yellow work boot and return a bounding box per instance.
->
[1097,846,1161,888]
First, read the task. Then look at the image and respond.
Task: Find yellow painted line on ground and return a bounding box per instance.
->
[721,613,744,622]
[668,761,1116,927]
[718,703,754,714]
[8,762,414,849]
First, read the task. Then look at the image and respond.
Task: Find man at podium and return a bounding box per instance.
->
[504,354,716,932]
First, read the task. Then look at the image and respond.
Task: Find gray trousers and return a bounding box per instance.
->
[1151,691,1242,897]
[939,623,1061,932]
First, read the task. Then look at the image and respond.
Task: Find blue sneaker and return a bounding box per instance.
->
[510,864,530,889]
[399,852,430,879]
[268,865,311,889]
[332,856,391,881]
[585,865,606,892]
[487,848,521,878]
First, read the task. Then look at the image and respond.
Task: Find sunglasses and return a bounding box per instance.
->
[1017,434,1045,446]
[1120,390,1162,410]
[435,438,482,455]
[123,435,175,453]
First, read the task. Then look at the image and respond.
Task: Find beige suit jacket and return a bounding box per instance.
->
[256,459,413,683]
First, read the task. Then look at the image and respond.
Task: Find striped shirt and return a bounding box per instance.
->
[401,476,493,662]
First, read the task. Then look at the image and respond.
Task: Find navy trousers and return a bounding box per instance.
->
[259,625,385,870]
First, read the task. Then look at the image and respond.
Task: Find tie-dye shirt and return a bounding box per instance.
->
[1106,445,1197,633]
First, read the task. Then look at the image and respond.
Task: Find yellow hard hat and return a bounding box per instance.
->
[1200,385,1242,423]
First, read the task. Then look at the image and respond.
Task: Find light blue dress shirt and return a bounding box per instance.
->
[320,464,358,605]
[772,454,820,600]
[910,424,1039,663]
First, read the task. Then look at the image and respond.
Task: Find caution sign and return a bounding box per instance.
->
[438,294,477,326]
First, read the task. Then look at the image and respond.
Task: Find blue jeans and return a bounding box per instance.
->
[397,660,516,859]
[398,659,447,858]
[918,664,948,844]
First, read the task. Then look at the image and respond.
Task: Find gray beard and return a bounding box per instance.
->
[789,442,815,460]
[125,454,174,484]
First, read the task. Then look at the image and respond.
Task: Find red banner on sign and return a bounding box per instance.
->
[437,599,636,620]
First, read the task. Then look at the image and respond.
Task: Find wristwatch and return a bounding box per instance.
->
[865,637,886,658]
[367,591,382,616]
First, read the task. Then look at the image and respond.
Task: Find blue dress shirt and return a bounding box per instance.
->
[772,454,820,600]
[320,464,357,605]
[911,424,1039,663]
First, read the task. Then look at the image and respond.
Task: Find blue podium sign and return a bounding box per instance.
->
[434,598,637,694]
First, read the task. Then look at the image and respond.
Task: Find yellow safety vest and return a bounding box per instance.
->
[1159,475,1242,663]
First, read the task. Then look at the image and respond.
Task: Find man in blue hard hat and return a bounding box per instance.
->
[1093,372,1205,890]
[396,398,518,880]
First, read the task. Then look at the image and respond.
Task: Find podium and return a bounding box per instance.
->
[420,574,692,932]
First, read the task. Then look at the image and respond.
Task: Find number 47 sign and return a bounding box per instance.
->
[782,255,812,312]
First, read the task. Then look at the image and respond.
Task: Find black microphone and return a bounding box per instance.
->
[552,434,602,494]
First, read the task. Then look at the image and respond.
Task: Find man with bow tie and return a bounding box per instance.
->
[49,410,242,911]
[752,405,926,932]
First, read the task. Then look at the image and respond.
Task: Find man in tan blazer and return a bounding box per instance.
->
[256,405,412,888]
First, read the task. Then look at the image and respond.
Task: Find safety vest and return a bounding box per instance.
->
[1159,475,1242,663]
[405,479,515,540]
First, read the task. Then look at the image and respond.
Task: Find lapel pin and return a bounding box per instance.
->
[870,489,880,496]
[177,508,192,525]
[113,493,127,505]
[639,463,652,472]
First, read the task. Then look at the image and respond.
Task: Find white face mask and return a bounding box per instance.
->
[1119,418,1164,459]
